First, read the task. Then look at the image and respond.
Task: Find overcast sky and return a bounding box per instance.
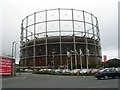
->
[1,0,119,64]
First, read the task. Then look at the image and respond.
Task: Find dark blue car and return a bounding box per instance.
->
[94,68,120,80]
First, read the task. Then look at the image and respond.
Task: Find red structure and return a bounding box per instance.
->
[0,57,12,75]
[103,55,107,63]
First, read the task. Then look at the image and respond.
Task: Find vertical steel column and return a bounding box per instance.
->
[11,41,15,77]
[83,11,89,69]
[20,20,24,66]
[79,49,83,69]
[96,17,102,61]
[20,24,22,46]
[45,10,48,66]
[14,43,17,63]
[58,8,62,66]
[72,9,77,69]
[91,14,97,64]
[33,12,36,66]
[25,16,28,66]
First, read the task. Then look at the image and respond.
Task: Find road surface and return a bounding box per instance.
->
[2,73,119,88]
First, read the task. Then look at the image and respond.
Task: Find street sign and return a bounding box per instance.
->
[0,57,12,75]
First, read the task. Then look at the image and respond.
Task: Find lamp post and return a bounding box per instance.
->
[12,42,15,58]
[14,43,18,63]
[14,42,18,76]
[11,42,15,77]
[11,41,19,77]
[19,61,21,76]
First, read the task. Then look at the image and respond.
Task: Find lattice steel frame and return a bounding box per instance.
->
[20,8,101,67]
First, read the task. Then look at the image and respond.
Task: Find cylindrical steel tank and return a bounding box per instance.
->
[20,8,101,68]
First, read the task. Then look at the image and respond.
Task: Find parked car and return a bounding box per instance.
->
[72,69,80,74]
[115,67,120,72]
[46,69,52,71]
[25,69,33,72]
[94,68,120,80]
[80,69,92,75]
[55,69,63,73]
[80,69,88,74]
[65,69,72,73]
[39,69,47,71]
[91,69,99,75]
[62,69,71,73]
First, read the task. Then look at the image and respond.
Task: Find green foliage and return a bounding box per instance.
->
[52,66,59,69]
[88,64,96,68]
[32,71,48,74]
[104,58,120,68]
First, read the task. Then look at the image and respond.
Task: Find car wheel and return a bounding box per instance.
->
[112,76,115,79]
[97,77,101,80]
[104,75,108,80]
[118,76,120,78]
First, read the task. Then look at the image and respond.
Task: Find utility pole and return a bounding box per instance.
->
[14,43,18,76]
[11,41,18,77]
[19,61,21,76]
[11,42,15,77]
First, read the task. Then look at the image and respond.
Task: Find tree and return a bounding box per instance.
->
[104,58,120,68]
